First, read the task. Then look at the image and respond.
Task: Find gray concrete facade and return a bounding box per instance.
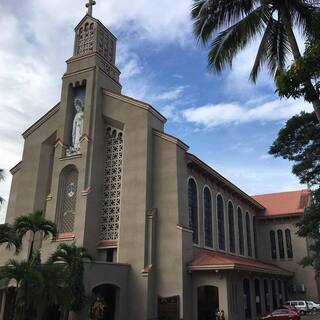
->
[0,11,319,320]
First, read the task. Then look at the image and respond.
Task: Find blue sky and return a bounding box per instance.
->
[0,0,311,221]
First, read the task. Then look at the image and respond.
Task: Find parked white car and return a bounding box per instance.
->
[284,301,308,315]
[307,301,320,311]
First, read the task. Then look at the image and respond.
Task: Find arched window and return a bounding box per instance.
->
[255,279,262,316]
[243,279,252,318]
[188,179,198,244]
[238,208,244,255]
[246,212,252,257]
[253,216,258,258]
[228,202,235,253]
[217,195,225,250]
[277,230,285,259]
[285,229,293,259]
[56,165,78,234]
[270,231,277,259]
[204,187,213,248]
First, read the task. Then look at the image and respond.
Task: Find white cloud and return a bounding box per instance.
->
[211,164,305,196]
[154,86,187,101]
[182,98,313,128]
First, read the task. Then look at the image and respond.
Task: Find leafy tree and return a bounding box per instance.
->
[0,223,21,253]
[14,210,57,261]
[191,0,320,121]
[269,111,320,185]
[276,39,320,102]
[296,189,320,276]
[49,243,92,315]
[270,111,320,273]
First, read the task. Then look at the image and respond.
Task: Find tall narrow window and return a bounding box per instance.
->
[255,279,262,316]
[285,229,293,259]
[228,202,235,253]
[217,195,225,250]
[271,280,277,307]
[188,179,198,244]
[204,187,213,248]
[243,279,252,318]
[277,230,285,259]
[238,208,244,255]
[246,212,252,257]
[278,280,283,306]
[284,281,288,301]
[264,279,270,312]
[253,216,258,258]
[56,165,78,234]
[270,231,277,259]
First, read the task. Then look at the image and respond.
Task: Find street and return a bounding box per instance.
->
[302,313,320,320]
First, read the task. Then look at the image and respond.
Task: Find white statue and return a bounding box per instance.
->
[71,97,84,151]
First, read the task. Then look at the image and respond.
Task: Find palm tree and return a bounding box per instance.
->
[0,223,21,252]
[34,260,72,320]
[0,256,41,320]
[14,210,57,261]
[191,0,320,121]
[49,243,92,319]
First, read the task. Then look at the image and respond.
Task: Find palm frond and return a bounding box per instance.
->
[14,210,57,239]
[207,5,270,73]
[0,223,22,253]
[286,0,320,37]
[192,0,259,44]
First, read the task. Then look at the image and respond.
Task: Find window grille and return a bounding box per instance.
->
[99,126,123,241]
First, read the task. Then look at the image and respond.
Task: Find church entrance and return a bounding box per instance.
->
[197,286,219,320]
[91,284,119,320]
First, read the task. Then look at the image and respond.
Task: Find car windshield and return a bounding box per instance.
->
[272,309,288,315]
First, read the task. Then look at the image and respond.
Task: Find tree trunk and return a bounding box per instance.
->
[28,233,35,262]
[280,6,320,122]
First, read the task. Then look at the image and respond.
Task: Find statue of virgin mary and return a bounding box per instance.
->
[71,97,84,151]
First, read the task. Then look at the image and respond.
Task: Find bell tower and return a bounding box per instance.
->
[56,0,122,154]
[45,1,122,244]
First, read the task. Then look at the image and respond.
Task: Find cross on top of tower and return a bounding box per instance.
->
[86,0,96,16]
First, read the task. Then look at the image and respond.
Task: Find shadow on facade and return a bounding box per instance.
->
[198,285,219,320]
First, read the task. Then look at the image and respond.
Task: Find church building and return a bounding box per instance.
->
[0,3,319,320]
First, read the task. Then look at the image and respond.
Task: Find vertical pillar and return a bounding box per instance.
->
[268,280,274,311]
[0,290,6,320]
[260,278,267,316]
[250,278,257,320]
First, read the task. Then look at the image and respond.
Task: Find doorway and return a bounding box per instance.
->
[198,285,219,320]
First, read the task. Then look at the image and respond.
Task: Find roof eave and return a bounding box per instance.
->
[188,264,292,276]
[187,153,265,211]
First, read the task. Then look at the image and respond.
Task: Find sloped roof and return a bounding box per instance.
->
[252,189,310,218]
[189,249,292,276]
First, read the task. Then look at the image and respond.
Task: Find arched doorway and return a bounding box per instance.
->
[198,285,219,320]
[91,284,119,320]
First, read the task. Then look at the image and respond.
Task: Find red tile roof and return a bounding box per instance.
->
[252,189,310,218]
[189,249,292,276]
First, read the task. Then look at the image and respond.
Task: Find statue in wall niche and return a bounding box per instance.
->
[89,296,106,320]
[67,97,84,155]
[72,97,84,150]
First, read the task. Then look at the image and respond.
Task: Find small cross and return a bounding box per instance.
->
[86,0,96,16]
